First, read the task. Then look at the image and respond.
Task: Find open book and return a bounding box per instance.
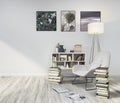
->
[66,92,86,100]
[52,85,69,93]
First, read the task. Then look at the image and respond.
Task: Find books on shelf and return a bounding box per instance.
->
[48,67,62,83]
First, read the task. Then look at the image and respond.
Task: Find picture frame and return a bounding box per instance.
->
[36,11,56,31]
[61,10,76,32]
[80,11,101,32]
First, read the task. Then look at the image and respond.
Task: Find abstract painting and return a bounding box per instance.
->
[61,11,76,32]
[80,11,101,31]
[36,11,56,31]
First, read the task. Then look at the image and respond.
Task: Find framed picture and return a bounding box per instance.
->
[36,11,56,31]
[80,11,101,31]
[61,10,76,32]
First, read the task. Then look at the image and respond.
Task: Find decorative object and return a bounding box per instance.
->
[76,56,83,61]
[52,62,57,67]
[88,22,104,63]
[61,10,76,32]
[36,11,56,31]
[80,11,101,31]
[70,50,74,52]
[68,56,72,61]
[55,43,60,52]
[58,45,65,52]
[74,44,82,52]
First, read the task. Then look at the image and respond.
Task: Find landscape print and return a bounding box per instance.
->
[80,11,101,31]
[36,11,56,31]
[61,11,75,32]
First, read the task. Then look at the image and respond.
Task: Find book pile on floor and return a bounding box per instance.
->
[94,67,110,99]
[48,67,62,83]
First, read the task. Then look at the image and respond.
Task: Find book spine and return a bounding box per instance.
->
[96,83,109,87]
[96,95,109,99]
[94,72,108,75]
[96,77,108,81]
[95,70,108,73]
[49,71,60,74]
[48,79,61,82]
[48,76,61,80]
[96,92,109,97]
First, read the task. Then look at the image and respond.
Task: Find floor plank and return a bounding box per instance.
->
[0,76,120,103]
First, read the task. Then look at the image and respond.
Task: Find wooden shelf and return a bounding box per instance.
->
[52,52,85,69]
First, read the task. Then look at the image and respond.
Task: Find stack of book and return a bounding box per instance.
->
[94,67,110,99]
[48,67,62,83]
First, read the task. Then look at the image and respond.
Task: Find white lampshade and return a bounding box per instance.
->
[88,22,104,35]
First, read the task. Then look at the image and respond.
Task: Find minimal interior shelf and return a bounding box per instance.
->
[52,52,85,69]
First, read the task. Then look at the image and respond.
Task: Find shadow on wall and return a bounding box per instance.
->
[0,40,48,75]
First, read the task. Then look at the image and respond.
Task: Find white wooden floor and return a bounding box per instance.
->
[0,76,120,103]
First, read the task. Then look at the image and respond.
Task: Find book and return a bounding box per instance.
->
[49,71,60,74]
[96,77,109,84]
[96,80,109,84]
[50,67,60,70]
[96,67,108,70]
[49,69,60,71]
[96,92,109,96]
[94,72,108,75]
[97,90,108,94]
[95,69,108,73]
[52,85,69,93]
[66,92,86,100]
[96,84,109,88]
[48,79,61,82]
[48,76,61,80]
[48,73,60,76]
[96,75,108,78]
[97,87,108,91]
[96,95,109,99]
[96,77,108,81]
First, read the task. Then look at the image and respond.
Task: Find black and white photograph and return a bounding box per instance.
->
[61,11,76,32]
[36,11,56,31]
[80,11,101,31]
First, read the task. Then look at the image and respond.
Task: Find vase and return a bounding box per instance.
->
[58,45,64,52]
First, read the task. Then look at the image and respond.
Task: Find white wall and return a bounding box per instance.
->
[0,0,120,76]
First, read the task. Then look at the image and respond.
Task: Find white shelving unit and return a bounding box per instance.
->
[52,52,85,69]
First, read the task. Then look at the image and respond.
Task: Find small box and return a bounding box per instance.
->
[74,44,82,52]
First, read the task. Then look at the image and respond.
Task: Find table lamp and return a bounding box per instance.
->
[88,22,104,63]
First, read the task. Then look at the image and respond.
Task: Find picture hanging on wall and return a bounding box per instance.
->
[61,10,76,32]
[80,11,101,32]
[36,11,56,31]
